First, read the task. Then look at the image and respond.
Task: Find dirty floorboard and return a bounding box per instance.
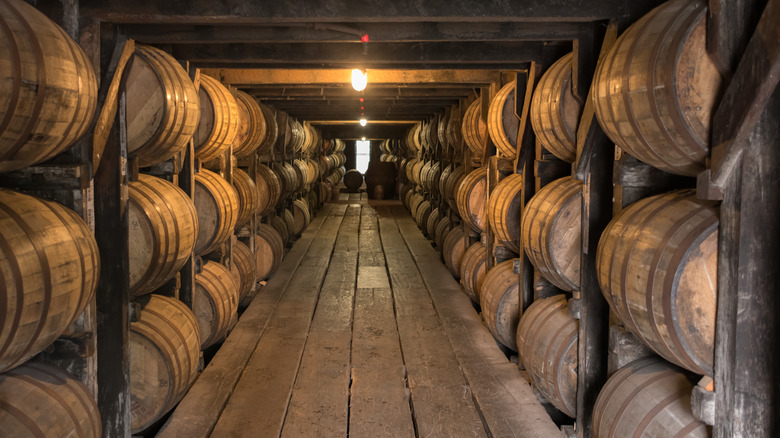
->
[160,201,558,438]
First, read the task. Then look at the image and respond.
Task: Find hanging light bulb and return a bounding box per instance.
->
[351,69,367,91]
[360,118,367,127]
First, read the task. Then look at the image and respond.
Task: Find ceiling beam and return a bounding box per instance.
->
[204,68,503,86]
[173,41,568,67]
[245,87,475,99]
[82,0,627,24]
[122,21,587,44]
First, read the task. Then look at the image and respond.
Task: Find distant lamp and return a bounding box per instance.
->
[362,137,366,141]
[351,69,367,91]
[360,118,367,127]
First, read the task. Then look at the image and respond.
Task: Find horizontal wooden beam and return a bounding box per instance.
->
[207,68,502,86]
[310,120,417,125]
[245,87,475,99]
[173,41,567,67]
[82,0,626,24]
[122,22,587,44]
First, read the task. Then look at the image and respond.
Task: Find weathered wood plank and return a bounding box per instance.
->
[375,206,488,438]
[158,203,336,438]
[350,287,415,438]
[281,207,359,437]
[390,205,560,438]
[205,208,350,438]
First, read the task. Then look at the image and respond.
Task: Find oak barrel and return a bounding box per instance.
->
[592,357,708,437]
[232,90,266,158]
[232,167,258,228]
[461,99,487,158]
[0,188,99,373]
[442,226,467,279]
[268,214,290,248]
[487,81,519,157]
[256,223,285,281]
[292,198,311,235]
[130,294,200,433]
[232,240,256,301]
[0,361,101,437]
[194,261,238,348]
[442,165,466,210]
[256,102,278,156]
[457,167,488,233]
[193,74,238,162]
[128,174,198,296]
[194,169,239,255]
[480,259,520,351]
[426,207,441,241]
[520,177,582,291]
[530,52,580,162]
[126,44,200,167]
[460,242,487,303]
[596,190,718,375]
[415,200,432,232]
[434,216,453,249]
[255,163,282,217]
[516,294,578,417]
[486,173,524,252]
[0,0,98,173]
[592,0,721,176]
[283,208,296,241]
[343,169,364,190]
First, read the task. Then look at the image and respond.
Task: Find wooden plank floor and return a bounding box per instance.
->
[162,201,559,438]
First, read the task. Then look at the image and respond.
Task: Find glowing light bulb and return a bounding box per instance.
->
[351,69,367,91]
[360,118,367,127]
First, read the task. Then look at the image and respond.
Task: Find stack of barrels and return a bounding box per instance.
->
[320,138,347,200]
[0,1,103,435]
[399,0,718,434]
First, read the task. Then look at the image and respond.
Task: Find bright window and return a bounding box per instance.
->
[355,140,370,174]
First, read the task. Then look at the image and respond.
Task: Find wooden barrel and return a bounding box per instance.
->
[425,161,442,195]
[443,165,466,210]
[126,44,200,167]
[480,259,520,351]
[530,52,580,162]
[272,162,295,200]
[461,99,487,158]
[486,173,524,252]
[285,161,302,193]
[487,81,519,157]
[415,200,432,231]
[194,169,239,255]
[232,167,258,228]
[194,261,238,348]
[412,159,426,186]
[255,163,281,216]
[434,216,453,250]
[268,214,289,248]
[293,159,310,189]
[343,169,364,190]
[405,158,419,183]
[442,226,467,279]
[129,174,198,296]
[256,102,278,156]
[0,361,101,437]
[516,294,578,418]
[425,207,440,240]
[593,357,708,438]
[256,223,285,281]
[193,74,238,162]
[520,177,582,291]
[419,161,432,192]
[0,189,99,373]
[596,190,717,375]
[232,240,256,301]
[0,0,98,173]
[130,294,200,434]
[292,198,311,235]
[305,159,320,186]
[460,242,487,303]
[233,90,266,158]
[592,0,721,176]
[457,167,488,233]
[283,208,296,241]
[408,193,424,220]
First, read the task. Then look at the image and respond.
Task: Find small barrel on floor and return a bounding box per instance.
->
[130,294,200,434]
[0,361,102,437]
[593,357,708,437]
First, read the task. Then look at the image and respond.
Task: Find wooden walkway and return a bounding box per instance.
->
[159,196,558,438]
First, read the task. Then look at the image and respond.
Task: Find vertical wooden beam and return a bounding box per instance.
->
[94,83,131,437]
[708,0,767,75]
[573,21,616,438]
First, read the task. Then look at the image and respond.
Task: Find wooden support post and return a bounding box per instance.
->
[573,20,616,438]
[94,82,131,437]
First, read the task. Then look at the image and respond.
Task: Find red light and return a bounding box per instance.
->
[361,34,369,43]
[361,112,364,115]
[359,98,364,102]
[361,106,364,110]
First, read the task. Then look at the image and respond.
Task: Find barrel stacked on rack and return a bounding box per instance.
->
[399,0,719,433]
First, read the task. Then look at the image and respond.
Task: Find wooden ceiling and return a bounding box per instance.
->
[81,0,659,139]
